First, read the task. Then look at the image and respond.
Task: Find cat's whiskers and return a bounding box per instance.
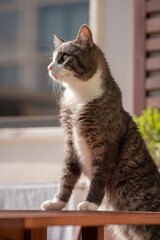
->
[53,81,60,105]
[53,72,65,104]
[40,43,53,53]
[47,74,52,87]
[47,70,59,105]
[60,72,68,83]
[47,75,55,101]
[48,69,65,104]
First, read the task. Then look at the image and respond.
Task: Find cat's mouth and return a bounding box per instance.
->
[49,70,58,81]
[49,70,69,83]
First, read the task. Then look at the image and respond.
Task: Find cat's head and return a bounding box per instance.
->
[48,25,100,85]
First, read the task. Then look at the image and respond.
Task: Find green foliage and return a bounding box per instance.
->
[133,107,160,167]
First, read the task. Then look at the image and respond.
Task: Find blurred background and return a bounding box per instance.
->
[0,0,160,182]
[0,1,160,239]
[0,0,89,127]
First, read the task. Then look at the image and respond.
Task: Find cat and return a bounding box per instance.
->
[41,25,160,240]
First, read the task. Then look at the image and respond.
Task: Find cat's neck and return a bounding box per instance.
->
[63,67,104,111]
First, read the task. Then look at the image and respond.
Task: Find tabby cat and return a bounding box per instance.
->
[41,25,160,240]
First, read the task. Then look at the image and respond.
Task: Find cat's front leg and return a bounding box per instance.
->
[78,201,99,211]
[41,197,66,210]
[78,164,109,211]
[41,152,81,210]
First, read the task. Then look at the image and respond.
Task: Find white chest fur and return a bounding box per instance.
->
[73,126,92,179]
[63,68,104,179]
[63,67,103,113]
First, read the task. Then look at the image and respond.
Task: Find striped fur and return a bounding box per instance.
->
[41,25,160,240]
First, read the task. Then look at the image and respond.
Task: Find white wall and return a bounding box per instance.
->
[0,128,64,183]
[94,0,133,114]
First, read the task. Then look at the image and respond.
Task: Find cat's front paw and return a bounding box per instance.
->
[78,201,99,211]
[41,198,66,210]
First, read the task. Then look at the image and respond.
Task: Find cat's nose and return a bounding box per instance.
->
[48,65,53,71]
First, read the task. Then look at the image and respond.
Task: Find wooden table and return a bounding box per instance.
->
[0,210,160,240]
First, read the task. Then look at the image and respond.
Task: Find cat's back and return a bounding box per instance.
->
[109,110,160,212]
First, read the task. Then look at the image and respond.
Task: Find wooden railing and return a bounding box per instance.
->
[0,210,160,240]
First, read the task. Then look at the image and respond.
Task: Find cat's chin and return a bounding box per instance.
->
[49,72,58,82]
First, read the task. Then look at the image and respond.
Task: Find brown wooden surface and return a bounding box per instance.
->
[134,0,160,114]
[145,0,160,112]
[133,0,146,116]
[146,18,160,34]
[0,218,24,228]
[97,226,104,240]
[25,228,47,240]
[0,228,24,240]
[1,211,160,240]
[82,226,103,240]
[147,0,160,13]
[146,58,160,71]
[0,210,160,228]
[146,97,160,108]
[146,38,160,52]
[146,77,160,90]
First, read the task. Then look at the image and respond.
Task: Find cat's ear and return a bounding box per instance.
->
[76,25,93,48]
[53,35,65,48]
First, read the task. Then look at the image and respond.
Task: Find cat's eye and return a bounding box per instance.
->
[62,54,69,62]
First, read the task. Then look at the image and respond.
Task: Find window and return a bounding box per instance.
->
[0,0,89,127]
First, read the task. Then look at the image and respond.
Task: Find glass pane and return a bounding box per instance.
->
[37,63,52,90]
[0,0,18,2]
[38,2,89,52]
[0,11,19,55]
[0,65,19,87]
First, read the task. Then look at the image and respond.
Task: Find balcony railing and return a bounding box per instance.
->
[0,210,160,240]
